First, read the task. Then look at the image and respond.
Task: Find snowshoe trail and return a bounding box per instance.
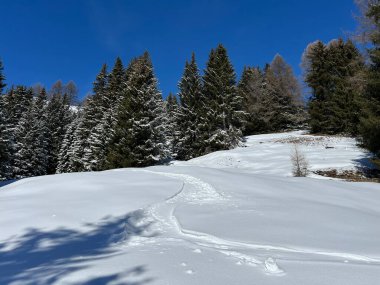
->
[112,169,380,276]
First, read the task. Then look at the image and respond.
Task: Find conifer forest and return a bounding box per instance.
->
[0,0,379,181]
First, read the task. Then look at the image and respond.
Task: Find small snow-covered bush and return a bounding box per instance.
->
[291,144,309,177]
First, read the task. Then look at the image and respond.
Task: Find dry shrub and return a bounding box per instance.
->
[291,144,309,177]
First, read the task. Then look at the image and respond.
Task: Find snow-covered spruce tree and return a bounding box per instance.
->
[46,82,74,174]
[165,93,179,158]
[82,64,115,171]
[14,99,47,178]
[176,53,204,160]
[32,88,50,175]
[56,113,81,173]
[2,86,34,178]
[10,88,36,178]
[201,44,244,153]
[0,60,9,179]
[238,66,269,135]
[68,97,101,172]
[106,52,169,168]
[0,96,11,179]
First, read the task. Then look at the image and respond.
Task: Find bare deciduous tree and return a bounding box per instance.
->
[291,144,309,177]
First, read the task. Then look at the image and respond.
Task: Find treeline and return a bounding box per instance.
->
[302,0,380,157]
[0,46,304,179]
[0,81,77,179]
[1,0,378,180]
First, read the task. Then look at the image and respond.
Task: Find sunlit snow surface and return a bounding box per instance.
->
[1,131,379,284]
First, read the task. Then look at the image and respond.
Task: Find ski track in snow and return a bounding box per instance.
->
[110,169,380,276]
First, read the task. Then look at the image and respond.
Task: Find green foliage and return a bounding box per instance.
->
[304,39,364,135]
[176,53,204,160]
[201,44,243,153]
[359,0,380,157]
[106,52,168,168]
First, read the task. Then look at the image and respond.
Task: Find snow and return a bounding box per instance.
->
[1,131,380,284]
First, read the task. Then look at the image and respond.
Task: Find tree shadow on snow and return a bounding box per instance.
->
[0,179,19,188]
[0,211,156,284]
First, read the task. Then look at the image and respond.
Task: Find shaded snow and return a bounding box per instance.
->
[1,131,379,284]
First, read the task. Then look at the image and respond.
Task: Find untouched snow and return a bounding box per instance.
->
[1,131,380,284]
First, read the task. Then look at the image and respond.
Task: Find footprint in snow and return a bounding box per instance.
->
[264,258,285,276]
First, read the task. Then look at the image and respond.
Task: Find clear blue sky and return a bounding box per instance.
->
[1,0,358,99]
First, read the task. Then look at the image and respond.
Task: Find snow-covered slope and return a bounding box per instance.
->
[1,132,379,285]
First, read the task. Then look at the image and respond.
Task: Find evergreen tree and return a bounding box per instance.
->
[107,57,125,108]
[202,44,244,153]
[303,39,363,134]
[67,97,99,172]
[8,86,37,178]
[46,82,74,174]
[106,52,168,168]
[165,93,179,157]
[359,0,380,156]
[0,96,11,179]
[0,59,9,179]
[0,59,6,94]
[176,53,204,160]
[56,114,80,173]
[82,64,112,171]
[23,88,49,176]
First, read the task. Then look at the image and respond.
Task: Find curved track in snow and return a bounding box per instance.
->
[113,169,380,276]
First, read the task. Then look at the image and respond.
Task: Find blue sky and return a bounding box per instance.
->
[1,0,358,99]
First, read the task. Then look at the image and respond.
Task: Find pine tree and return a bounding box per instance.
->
[202,44,244,153]
[106,52,169,168]
[176,53,204,160]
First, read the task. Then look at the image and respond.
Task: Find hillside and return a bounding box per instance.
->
[1,131,379,285]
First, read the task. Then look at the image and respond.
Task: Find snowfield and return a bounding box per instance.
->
[1,131,379,285]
